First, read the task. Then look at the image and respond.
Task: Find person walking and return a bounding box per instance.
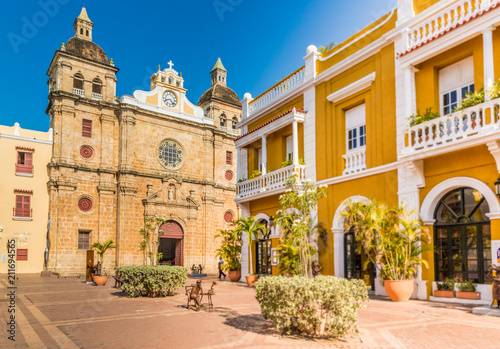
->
[218,258,226,279]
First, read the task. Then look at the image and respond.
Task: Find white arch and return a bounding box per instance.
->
[331,195,372,231]
[331,195,371,279]
[254,213,270,222]
[420,177,500,222]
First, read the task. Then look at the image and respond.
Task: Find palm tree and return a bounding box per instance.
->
[235,217,266,275]
[91,240,116,276]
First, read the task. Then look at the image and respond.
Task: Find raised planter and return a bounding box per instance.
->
[245,275,259,287]
[228,270,241,282]
[384,280,414,302]
[457,291,481,300]
[93,275,108,286]
[433,290,455,298]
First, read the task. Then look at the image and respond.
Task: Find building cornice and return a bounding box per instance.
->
[0,133,52,145]
[316,161,400,187]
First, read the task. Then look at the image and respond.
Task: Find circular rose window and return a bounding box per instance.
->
[158,139,184,170]
[225,171,233,181]
[78,197,93,212]
[80,146,93,159]
[224,211,234,223]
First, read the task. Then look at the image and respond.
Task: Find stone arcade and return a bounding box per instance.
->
[45,8,241,275]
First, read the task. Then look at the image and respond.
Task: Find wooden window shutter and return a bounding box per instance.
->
[25,152,32,166]
[17,151,22,164]
[82,119,92,138]
[23,196,31,210]
[16,195,23,210]
[17,249,28,261]
[226,151,232,165]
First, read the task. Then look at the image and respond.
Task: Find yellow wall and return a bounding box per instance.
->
[317,11,396,74]
[316,44,396,181]
[248,96,304,131]
[414,0,441,15]
[0,124,52,274]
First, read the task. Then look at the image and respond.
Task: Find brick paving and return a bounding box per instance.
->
[1,274,500,348]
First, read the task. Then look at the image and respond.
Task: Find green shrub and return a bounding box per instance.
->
[118,265,187,297]
[255,276,368,337]
[456,280,476,292]
[455,89,484,112]
[249,170,262,179]
[436,279,454,291]
[408,107,440,126]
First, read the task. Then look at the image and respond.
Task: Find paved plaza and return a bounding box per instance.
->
[1,274,500,348]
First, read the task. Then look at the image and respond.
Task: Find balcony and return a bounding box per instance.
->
[236,164,306,201]
[15,163,33,174]
[92,92,103,101]
[402,99,500,158]
[343,148,366,175]
[73,88,84,97]
[13,208,32,220]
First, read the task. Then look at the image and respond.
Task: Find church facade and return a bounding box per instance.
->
[45,8,241,275]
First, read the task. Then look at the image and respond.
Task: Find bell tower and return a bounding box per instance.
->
[73,7,93,41]
[211,58,227,87]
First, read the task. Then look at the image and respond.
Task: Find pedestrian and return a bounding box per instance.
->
[218,258,226,279]
[173,257,176,266]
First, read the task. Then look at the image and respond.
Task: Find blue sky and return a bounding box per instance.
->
[0,0,394,131]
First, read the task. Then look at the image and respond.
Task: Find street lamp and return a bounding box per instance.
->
[495,177,500,198]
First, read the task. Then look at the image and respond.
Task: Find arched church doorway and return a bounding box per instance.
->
[256,219,272,276]
[434,187,491,283]
[158,221,184,266]
[344,228,375,290]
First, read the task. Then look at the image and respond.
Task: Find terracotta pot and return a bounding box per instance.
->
[433,290,455,298]
[228,270,241,282]
[93,275,108,286]
[384,280,414,302]
[245,275,259,287]
[456,291,481,300]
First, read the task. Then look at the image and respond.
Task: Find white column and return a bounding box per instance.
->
[397,0,414,26]
[483,27,495,101]
[292,120,299,165]
[236,148,241,181]
[261,135,267,174]
[404,66,416,118]
[332,228,344,278]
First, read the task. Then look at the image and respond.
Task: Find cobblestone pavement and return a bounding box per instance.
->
[1,274,500,348]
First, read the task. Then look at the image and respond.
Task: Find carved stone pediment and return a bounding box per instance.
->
[143,179,199,210]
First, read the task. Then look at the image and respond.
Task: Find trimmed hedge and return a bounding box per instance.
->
[117,265,187,297]
[255,276,368,337]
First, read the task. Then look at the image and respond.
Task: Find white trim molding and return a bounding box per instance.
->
[327,72,376,103]
[420,177,500,221]
[317,161,400,187]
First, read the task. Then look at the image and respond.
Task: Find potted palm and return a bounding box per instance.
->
[91,240,116,286]
[214,226,242,282]
[342,201,431,302]
[235,217,266,287]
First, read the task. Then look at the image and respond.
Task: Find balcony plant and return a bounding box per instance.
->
[249,170,262,179]
[408,107,440,127]
[342,201,431,302]
[456,280,481,300]
[234,216,266,286]
[488,79,500,100]
[214,224,242,282]
[91,239,116,286]
[434,279,455,298]
[455,88,484,112]
[282,158,305,168]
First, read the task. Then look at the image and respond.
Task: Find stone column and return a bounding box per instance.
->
[483,26,495,101]
[261,135,267,174]
[292,120,299,166]
[332,228,344,278]
[404,65,417,117]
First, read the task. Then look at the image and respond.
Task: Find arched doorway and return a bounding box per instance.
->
[256,219,272,276]
[158,221,184,266]
[344,228,375,290]
[434,187,491,283]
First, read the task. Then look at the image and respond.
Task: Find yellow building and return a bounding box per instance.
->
[236,0,500,304]
[0,123,52,273]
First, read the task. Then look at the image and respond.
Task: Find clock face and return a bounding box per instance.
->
[163,91,177,108]
[158,140,183,169]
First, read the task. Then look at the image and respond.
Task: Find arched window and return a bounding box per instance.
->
[434,187,491,283]
[220,114,227,128]
[86,30,89,37]
[92,78,102,94]
[232,117,238,130]
[80,28,83,35]
[73,74,84,96]
[169,76,174,85]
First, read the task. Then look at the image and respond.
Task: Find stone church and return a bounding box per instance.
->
[45,8,241,275]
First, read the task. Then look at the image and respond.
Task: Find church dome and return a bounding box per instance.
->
[64,37,109,65]
[198,84,241,107]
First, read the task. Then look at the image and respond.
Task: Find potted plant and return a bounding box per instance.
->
[342,201,431,302]
[235,217,266,286]
[90,240,116,286]
[456,280,481,300]
[434,279,455,298]
[214,225,242,282]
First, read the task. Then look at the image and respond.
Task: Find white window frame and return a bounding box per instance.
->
[345,104,366,153]
[258,148,263,173]
[285,135,293,162]
[439,56,474,116]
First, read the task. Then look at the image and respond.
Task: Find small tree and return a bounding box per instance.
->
[235,217,266,275]
[275,177,327,278]
[91,240,116,276]
[139,215,167,266]
[214,223,242,272]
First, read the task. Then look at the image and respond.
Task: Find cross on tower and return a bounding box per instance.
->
[167,60,174,69]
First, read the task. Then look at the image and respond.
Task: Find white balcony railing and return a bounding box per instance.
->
[236,164,306,199]
[403,99,500,155]
[343,148,366,175]
[404,0,499,51]
[73,88,84,97]
[92,92,103,101]
[249,68,305,116]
